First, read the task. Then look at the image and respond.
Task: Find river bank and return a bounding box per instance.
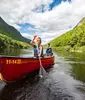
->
[52,46,85,52]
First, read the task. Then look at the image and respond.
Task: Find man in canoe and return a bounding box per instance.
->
[30,35,43,58]
[46,43,53,56]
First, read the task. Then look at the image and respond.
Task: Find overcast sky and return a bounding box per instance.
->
[0,0,85,44]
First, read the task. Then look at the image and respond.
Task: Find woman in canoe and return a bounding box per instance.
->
[30,35,43,57]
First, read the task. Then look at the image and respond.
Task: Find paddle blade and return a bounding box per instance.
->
[39,65,46,77]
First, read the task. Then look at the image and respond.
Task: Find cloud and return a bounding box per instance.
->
[0,0,85,44]
[22,33,33,40]
[0,0,53,24]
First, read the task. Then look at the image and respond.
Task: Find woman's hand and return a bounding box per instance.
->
[30,35,37,47]
[38,52,41,57]
[33,35,37,40]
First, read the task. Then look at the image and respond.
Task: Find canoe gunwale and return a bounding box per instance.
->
[0,55,54,59]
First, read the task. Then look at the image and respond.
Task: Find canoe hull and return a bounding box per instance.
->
[0,56,54,82]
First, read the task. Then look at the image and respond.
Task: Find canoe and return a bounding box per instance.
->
[0,55,54,82]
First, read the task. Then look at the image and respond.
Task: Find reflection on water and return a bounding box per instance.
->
[70,63,85,83]
[0,48,33,57]
[0,48,21,56]
[0,49,85,100]
[55,51,85,82]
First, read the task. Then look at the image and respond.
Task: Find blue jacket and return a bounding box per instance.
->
[46,48,53,55]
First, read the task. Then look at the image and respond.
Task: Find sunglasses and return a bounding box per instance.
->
[37,39,41,41]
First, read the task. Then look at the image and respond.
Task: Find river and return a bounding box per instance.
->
[0,48,85,100]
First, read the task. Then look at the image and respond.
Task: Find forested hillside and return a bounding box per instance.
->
[0,17,31,49]
[0,33,30,49]
[0,17,31,43]
[51,17,85,52]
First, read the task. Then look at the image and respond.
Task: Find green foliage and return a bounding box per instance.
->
[0,33,30,49]
[50,17,85,52]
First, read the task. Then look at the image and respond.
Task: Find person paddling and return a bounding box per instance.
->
[30,35,43,58]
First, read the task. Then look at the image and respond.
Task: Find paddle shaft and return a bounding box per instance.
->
[39,56,42,67]
[38,55,46,77]
[36,45,44,67]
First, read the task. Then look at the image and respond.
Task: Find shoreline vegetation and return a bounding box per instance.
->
[51,18,85,52]
[0,33,31,50]
[52,46,85,52]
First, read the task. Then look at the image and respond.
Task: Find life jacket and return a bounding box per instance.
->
[33,45,43,57]
[46,48,53,55]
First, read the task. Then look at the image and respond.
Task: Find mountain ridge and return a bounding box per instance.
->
[50,17,85,52]
[0,17,31,43]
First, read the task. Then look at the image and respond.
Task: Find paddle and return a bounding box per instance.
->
[36,45,46,77]
[38,56,46,77]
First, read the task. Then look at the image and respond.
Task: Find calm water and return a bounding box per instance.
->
[0,49,85,100]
